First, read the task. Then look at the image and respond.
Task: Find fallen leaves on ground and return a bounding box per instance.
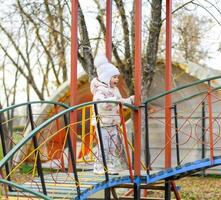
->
[147,175,221,200]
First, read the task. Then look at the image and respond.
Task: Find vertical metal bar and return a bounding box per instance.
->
[28,104,47,195]
[201,101,206,176]
[105,189,111,200]
[64,113,81,197]
[173,104,180,166]
[0,112,12,191]
[134,0,142,198]
[8,109,13,150]
[201,101,206,159]
[94,104,110,200]
[70,0,78,159]
[119,104,133,180]
[134,0,142,175]
[54,106,65,171]
[106,0,112,60]
[171,181,181,200]
[165,0,172,169]
[144,104,150,174]
[134,182,140,200]
[207,81,214,163]
[165,179,171,200]
[81,107,86,159]
[89,106,94,160]
[94,104,109,179]
[105,6,112,189]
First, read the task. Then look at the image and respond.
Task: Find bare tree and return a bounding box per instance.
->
[175,13,209,64]
[0,0,72,102]
[143,0,162,97]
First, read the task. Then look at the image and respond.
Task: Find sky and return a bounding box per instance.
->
[176,0,221,70]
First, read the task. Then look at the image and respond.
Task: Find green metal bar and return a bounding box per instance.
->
[143,75,221,104]
[0,179,52,200]
[174,86,221,105]
[0,101,69,113]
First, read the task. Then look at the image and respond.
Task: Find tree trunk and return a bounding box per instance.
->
[0,103,9,153]
[141,0,162,165]
[142,0,162,99]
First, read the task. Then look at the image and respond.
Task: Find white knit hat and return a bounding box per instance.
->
[94,54,120,85]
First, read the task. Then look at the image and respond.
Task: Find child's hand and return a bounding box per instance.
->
[129,95,135,104]
[119,98,125,104]
[119,95,134,104]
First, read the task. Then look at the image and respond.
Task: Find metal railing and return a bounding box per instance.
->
[0,100,137,199]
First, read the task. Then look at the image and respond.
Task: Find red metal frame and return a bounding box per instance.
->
[70,0,78,159]
[70,0,174,176]
[165,0,172,169]
[134,0,142,177]
[106,0,112,60]
[207,82,214,163]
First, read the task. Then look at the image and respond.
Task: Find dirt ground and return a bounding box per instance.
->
[1,174,221,199]
[148,175,221,200]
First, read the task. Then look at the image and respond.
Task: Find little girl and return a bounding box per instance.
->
[90,54,134,175]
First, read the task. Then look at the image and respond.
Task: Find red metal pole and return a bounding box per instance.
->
[165,0,172,169]
[119,104,134,180]
[207,81,214,163]
[134,0,142,177]
[70,0,78,159]
[106,0,112,60]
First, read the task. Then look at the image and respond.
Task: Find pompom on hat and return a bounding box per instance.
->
[94,54,120,85]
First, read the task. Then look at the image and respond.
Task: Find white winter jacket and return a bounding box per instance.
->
[90,78,133,127]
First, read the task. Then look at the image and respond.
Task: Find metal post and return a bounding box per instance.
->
[173,104,180,166]
[171,181,181,200]
[119,104,133,180]
[70,0,78,159]
[0,112,12,191]
[134,182,140,200]
[64,114,81,197]
[165,0,172,169]
[94,104,110,200]
[134,0,142,198]
[28,104,47,195]
[165,179,171,200]
[201,101,206,176]
[134,0,142,200]
[207,81,214,163]
[106,0,112,60]
[145,104,150,174]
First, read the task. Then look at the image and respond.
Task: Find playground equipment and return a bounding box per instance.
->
[2,76,221,199]
[2,0,221,199]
